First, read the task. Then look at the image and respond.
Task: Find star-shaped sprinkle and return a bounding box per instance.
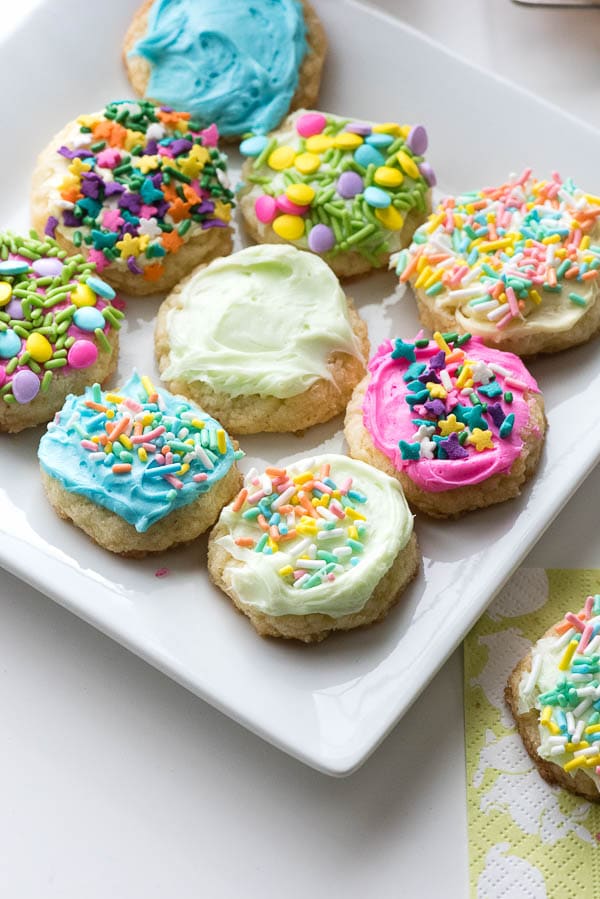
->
[426,382,447,399]
[403,362,427,383]
[471,361,494,385]
[136,155,161,174]
[419,438,437,459]
[438,414,465,436]
[411,424,435,442]
[467,428,494,451]
[463,405,487,431]
[138,217,162,239]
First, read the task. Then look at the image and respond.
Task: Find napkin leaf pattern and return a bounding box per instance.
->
[465,569,600,899]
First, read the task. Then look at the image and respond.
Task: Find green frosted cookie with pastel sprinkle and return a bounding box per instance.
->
[237,109,435,278]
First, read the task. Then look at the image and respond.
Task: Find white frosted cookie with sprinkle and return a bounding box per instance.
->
[397,170,600,356]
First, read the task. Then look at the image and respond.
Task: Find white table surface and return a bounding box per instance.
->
[2,2,600,896]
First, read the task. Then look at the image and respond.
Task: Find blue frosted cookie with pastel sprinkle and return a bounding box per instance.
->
[39,371,243,556]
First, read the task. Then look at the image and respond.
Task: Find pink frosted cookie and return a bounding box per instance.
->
[344,332,546,518]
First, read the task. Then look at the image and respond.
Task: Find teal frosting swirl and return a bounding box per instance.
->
[38,372,236,533]
[131,0,309,136]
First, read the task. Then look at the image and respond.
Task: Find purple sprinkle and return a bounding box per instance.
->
[12,369,40,405]
[6,299,24,320]
[337,171,363,200]
[443,432,469,460]
[80,173,103,199]
[308,223,335,254]
[32,258,63,277]
[145,139,159,155]
[194,200,215,215]
[419,162,437,187]
[488,403,505,429]
[201,219,227,229]
[406,125,428,156]
[344,122,372,136]
[150,172,164,187]
[104,182,125,197]
[424,399,446,417]
[419,368,440,384]
[153,199,170,218]
[62,210,82,227]
[57,145,94,160]
[118,192,143,214]
[429,350,446,370]
[170,139,193,156]
[44,216,58,238]
[127,255,143,275]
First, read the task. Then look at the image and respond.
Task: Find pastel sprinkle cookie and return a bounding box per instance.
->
[38,371,242,556]
[0,230,122,433]
[155,244,369,434]
[507,592,600,802]
[397,169,600,355]
[345,333,546,518]
[123,0,326,139]
[238,109,434,277]
[208,453,419,642]
[31,100,234,295]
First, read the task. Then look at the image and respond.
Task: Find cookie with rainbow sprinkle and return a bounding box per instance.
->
[507,592,600,802]
[208,453,419,642]
[397,170,600,356]
[155,244,369,434]
[31,100,234,296]
[0,231,122,433]
[39,372,243,556]
[237,110,434,277]
[344,333,546,518]
[123,0,327,140]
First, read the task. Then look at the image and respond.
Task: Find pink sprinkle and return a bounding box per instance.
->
[102,209,124,230]
[80,439,98,451]
[577,623,594,654]
[131,425,166,444]
[200,123,219,147]
[193,473,208,482]
[255,195,277,224]
[87,249,110,272]
[339,477,352,495]
[504,376,529,391]
[140,205,157,218]
[123,398,143,413]
[142,442,157,453]
[505,286,520,317]
[155,567,170,578]
[164,474,183,489]
[165,452,174,464]
[111,296,127,312]
[158,145,174,157]
[96,148,121,169]
[313,480,333,495]
[247,490,266,504]
[329,501,345,519]
[275,195,310,216]
[585,595,595,617]
[296,112,326,138]
[565,612,585,632]
[293,570,305,580]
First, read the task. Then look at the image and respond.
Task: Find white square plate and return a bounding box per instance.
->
[1,0,599,775]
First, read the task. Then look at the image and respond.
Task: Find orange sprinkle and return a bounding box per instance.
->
[555,620,575,635]
[299,493,317,516]
[161,229,184,254]
[234,537,255,548]
[143,263,165,283]
[582,270,598,281]
[319,463,330,478]
[265,467,287,477]
[565,266,580,280]
[107,414,132,443]
[278,530,298,542]
[400,248,422,282]
[269,526,280,540]
[232,488,248,512]
[257,514,269,531]
[85,401,108,412]
[168,198,192,223]
[547,267,557,287]
[112,464,132,475]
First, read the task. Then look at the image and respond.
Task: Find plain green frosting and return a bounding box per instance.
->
[162,245,364,398]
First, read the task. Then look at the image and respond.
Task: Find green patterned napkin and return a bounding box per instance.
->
[464,569,600,898]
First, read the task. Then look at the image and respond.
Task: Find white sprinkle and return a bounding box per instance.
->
[317,528,344,540]
[523,653,542,695]
[487,303,510,321]
[293,574,310,589]
[573,697,594,718]
[296,559,326,570]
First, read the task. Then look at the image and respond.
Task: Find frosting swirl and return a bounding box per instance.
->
[38,372,237,532]
[160,244,364,398]
[131,0,308,137]
[217,453,414,618]
[362,334,541,492]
